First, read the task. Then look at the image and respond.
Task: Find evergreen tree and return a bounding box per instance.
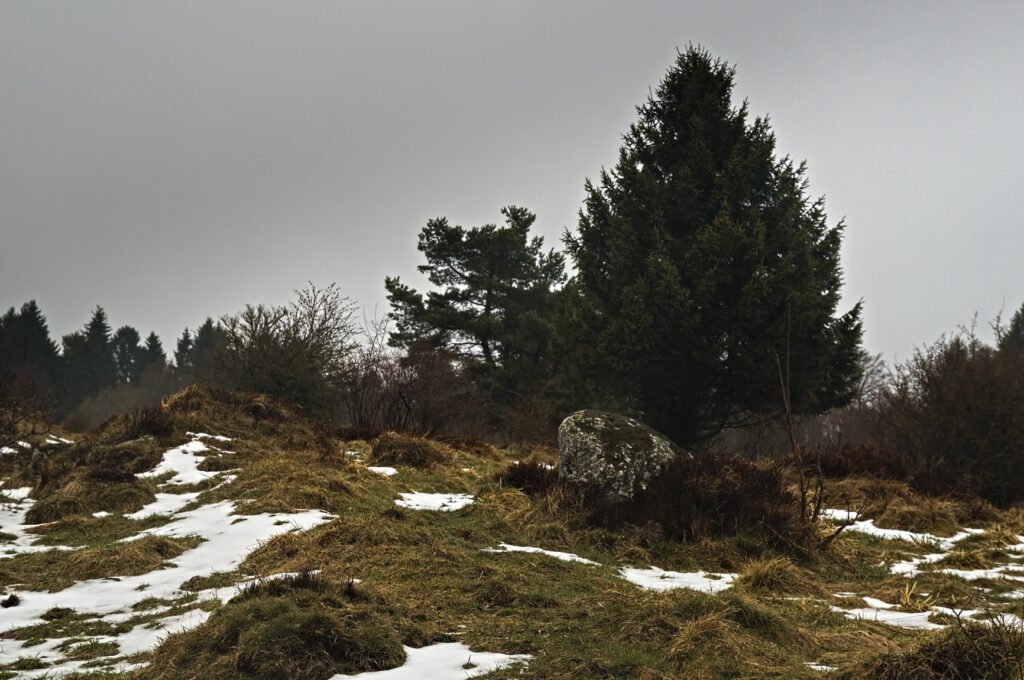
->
[191,318,223,377]
[62,306,117,408]
[174,328,194,372]
[999,302,1024,355]
[0,301,61,391]
[565,47,863,444]
[112,325,143,384]
[385,206,566,397]
[139,332,168,372]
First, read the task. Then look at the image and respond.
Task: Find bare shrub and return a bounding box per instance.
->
[0,371,52,448]
[210,283,358,422]
[873,326,1024,505]
[339,317,485,436]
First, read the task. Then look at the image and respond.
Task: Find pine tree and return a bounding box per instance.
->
[999,302,1024,355]
[385,206,566,397]
[0,301,61,391]
[174,328,194,372]
[112,325,143,384]
[191,318,222,377]
[565,47,863,445]
[139,332,167,372]
[62,306,117,409]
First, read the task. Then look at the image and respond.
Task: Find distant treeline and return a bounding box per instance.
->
[0,300,226,429]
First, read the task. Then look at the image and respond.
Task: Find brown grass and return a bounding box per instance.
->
[368,432,452,468]
[736,557,816,595]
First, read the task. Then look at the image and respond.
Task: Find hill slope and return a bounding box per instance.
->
[2,387,1024,678]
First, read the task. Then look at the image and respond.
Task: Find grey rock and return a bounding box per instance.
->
[557,410,689,505]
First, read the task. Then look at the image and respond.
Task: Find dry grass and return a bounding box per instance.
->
[138,574,406,680]
[495,460,560,495]
[368,432,452,468]
[10,385,1020,678]
[875,496,963,536]
[849,622,1024,679]
[669,609,739,661]
[25,480,155,523]
[736,557,816,595]
[0,535,202,592]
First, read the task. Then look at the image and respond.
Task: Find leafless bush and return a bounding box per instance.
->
[0,371,52,448]
[210,283,358,421]
[339,317,484,436]
[873,324,1024,505]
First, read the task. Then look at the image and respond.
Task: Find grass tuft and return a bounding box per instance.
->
[736,557,813,595]
[852,622,1024,679]
[369,432,452,468]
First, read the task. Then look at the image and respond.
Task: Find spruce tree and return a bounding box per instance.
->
[0,301,61,391]
[999,302,1024,355]
[139,332,167,372]
[62,306,117,409]
[112,325,143,384]
[174,328,194,372]
[565,47,863,444]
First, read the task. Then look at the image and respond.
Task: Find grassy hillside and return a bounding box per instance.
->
[2,386,1024,679]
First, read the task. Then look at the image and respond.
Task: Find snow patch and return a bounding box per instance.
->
[805,662,837,672]
[831,602,943,630]
[395,492,474,512]
[619,566,736,594]
[328,642,530,679]
[484,543,599,565]
[186,431,233,442]
[126,491,203,520]
[367,466,398,477]
[137,439,216,486]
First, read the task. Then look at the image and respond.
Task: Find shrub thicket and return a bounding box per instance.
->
[873,329,1024,505]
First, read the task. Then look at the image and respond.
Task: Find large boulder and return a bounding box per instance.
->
[558,410,689,505]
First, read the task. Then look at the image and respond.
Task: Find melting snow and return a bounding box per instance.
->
[137,438,218,486]
[1,487,32,501]
[126,491,203,520]
[0,433,335,677]
[395,492,475,512]
[187,431,233,442]
[830,598,944,630]
[805,662,837,672]
[821,509,982,550]
[1,489,74,559]
[484,543,599,565]
[367,466,398,477]
[328,642,530,679]
[3,501,333,630]
[619,566,736,594]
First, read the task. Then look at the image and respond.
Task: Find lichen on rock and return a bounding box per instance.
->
[557,410,688,505]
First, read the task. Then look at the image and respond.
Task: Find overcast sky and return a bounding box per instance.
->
[2,1,1022,363]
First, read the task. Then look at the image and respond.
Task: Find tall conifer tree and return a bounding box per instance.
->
[565,47,863,444]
